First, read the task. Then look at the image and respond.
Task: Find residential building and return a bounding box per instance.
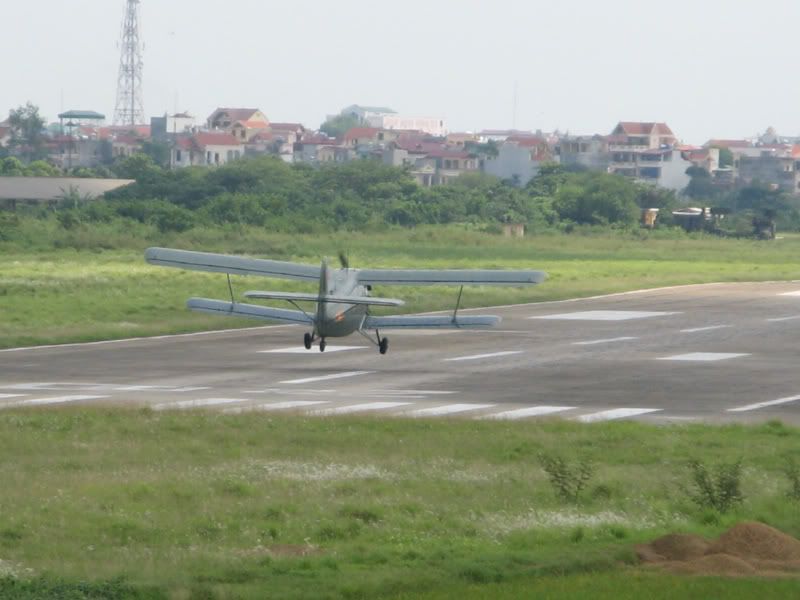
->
[207,108,268,131]
[608,121,676,149]
[171,132,242,168]
[366,114,447,136]
[293,134,344,163]
[112,135,143,159]
[230,119,269,142]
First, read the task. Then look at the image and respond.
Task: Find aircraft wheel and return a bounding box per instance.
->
[319,339,326,352]
[303,333,312,350]
[379,337,389,355]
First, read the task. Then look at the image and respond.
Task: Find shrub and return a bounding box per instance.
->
[784,457,800,501]
[686,459,743,513]
[538,453,594,503]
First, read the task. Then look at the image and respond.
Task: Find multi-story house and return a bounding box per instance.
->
[558,135,610,171]
[738,146,800,195]
[207,108,268,131]
[171,132,242,168]
[483,136,554,185]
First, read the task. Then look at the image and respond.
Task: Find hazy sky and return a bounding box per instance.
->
[4,1,799,144]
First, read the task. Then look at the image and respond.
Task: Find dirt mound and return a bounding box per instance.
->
[636,522,800,578]
[707,522,800,561]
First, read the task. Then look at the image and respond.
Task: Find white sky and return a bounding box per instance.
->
[3,0,799,144]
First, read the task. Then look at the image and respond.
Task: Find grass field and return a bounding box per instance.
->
[3,227,800,348]
[0,410,798,598]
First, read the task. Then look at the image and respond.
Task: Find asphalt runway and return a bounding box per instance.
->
[2,281,800,424]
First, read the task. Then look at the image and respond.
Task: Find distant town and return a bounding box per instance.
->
[2,102,798,198]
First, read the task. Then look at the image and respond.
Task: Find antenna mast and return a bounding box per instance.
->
[113,0,144,126]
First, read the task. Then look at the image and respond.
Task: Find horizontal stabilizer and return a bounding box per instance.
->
[187,298,313,325]
[146,247,320,281]
[357,269,546,287]
[364,315,501,329]
[244,290,404,307]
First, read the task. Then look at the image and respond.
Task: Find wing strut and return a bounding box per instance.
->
[452,285,464,324]
[227,274,235,305]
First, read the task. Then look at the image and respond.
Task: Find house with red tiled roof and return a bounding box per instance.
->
[171,132,242,168]
[112,134,144,159]
[343,127,382,148]
[207,108,269,131]
[230,119,270,142]
[609,122,676,149]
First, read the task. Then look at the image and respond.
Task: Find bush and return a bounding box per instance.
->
[539,453,594,503]
[784,457,800,501]
[686,459,744,513]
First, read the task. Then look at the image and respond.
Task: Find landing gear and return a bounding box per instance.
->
[379,336,389,355]
[303,332,313,350]
[319,338,327,352]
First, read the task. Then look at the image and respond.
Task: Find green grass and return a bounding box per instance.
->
[0,410,799,598]
[3,226,800,348]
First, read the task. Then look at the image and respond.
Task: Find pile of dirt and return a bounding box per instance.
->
[636,522,800,577]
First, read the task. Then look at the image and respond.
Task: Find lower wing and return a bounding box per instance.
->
[187,298,313,325]
[363,315,500,329]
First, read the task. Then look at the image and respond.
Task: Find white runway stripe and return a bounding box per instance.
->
[280,371,373,385]
[575,408,661,422]
[312,402,411,415]
[445,351,522,362]
[2,395,109,408]
[680,325,730,333]
[573,337,637,346]
[0,394,26,399]
[482,406,575,420]
[657,352,750,362]
[225,400,330,413]
[766,315,800,322]
[728,394,800,413]
[407,403,495,417]
[152,398,248,411]
[382,390,456,395]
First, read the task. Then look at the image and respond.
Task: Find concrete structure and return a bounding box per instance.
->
[151,113,197,140]
[483,136,553,185]
[338,105,396,123]
[0,177,134,204]
[738,149,800,194]
[558,135,610,171]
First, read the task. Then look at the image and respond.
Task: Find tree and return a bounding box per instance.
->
[141,140,171,168]
[112,153,161,182]
[8,102,46,162]
[319,114,361,138]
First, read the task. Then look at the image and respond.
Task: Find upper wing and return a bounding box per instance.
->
[145,247,320,281]
[364,315,500,329]
[357,269,546,286]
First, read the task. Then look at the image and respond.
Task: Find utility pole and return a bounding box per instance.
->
[113,0,145,126]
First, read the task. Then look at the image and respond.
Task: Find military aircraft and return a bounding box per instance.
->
[145,247,546,354]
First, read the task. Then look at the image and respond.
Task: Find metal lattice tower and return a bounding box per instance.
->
[113,0,144,126]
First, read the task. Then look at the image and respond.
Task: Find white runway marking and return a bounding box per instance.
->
[0,394,26,399]
[311,402,411,415]
[779,291,800,296]
[766,315,800,322]
[407,403,495,417]
[113,385,211,392]
[225,400,330,413]
[382,390,456,395]
[573,337,637,346]
[481,406,574,420]
[728,394,800,413]
[680,325,731,333]
[2,395,109,408]
[242,388,336,394]
[280,371,373,385]
[531,310,678,321]
[576,408,661,422]
[259,346,367,354]
[444,351,522,362]
[657,352,750,362]
[152,398,248,410]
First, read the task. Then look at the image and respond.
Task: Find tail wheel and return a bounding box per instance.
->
[379,337,389,355]
[303,333,312,350]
